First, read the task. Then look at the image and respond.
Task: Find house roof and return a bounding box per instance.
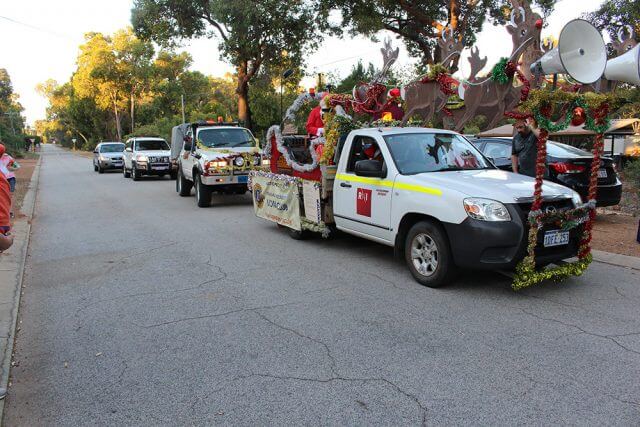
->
[477,118,639,138]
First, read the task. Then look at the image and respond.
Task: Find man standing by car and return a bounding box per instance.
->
[511,118,542,177]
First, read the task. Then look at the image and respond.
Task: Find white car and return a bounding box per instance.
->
[123,137,176,181]
[253,127,584,287]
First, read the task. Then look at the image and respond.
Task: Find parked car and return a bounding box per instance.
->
[122,137,176,181]
[93,142,125,173]
[471,137,622,207]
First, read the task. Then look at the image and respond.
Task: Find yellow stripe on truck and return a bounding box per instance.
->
[335,174,442,196]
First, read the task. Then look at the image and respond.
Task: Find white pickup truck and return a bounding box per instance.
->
[252,127,584,287]
[172,121,265,207]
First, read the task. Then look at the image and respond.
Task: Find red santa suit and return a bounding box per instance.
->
[306,106,324,136]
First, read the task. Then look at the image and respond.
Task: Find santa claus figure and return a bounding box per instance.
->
[306,93,328,138]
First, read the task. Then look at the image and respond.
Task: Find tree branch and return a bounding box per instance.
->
[200,12,229,43]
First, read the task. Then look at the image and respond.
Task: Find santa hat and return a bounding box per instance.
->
[388,88,401,98]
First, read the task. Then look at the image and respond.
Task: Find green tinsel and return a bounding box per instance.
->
[512,254,592,291]
[490,57,511,84]
[426,63,449,80]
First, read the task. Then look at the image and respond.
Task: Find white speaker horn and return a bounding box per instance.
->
[530,19,607,84]
[604,44,640,85]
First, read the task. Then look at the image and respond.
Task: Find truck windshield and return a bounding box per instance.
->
[197,128,254,148]
[384,133,491,175]
[136,140,169,151]
[100,144,124,153]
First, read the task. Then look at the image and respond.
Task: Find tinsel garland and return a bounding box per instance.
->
[301,218,331,238]
[420,71,458,116]
[264,125,323,173]
[283,92,322,123]
[320,113,359,166]
[248,170,301,191]
[490,57,517,84]
[351,82,388,115]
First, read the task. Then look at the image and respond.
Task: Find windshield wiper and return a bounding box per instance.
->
[232,141,252,147]
[434,166,464,172]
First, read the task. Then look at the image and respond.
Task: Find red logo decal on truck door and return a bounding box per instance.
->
[356,188,372,217]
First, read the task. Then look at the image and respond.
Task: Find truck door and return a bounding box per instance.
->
[183,127,195,180]
[333,135,394,243]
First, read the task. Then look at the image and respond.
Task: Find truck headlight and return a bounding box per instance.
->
[463,198,511,222]
[136,154,148,162]
[233,156,245,167]
[261,158,271,166]
[571,191,584,208]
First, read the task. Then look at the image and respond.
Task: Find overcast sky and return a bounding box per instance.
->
[1,0,604,125]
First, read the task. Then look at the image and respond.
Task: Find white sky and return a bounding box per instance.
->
[0,0,605,125]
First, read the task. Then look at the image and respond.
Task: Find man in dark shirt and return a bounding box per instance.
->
[511,118,541,177]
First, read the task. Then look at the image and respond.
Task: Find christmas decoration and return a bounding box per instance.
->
[571,106,586,126]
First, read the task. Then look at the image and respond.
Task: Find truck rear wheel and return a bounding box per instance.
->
[195,173,212,207]
[288,227,309,240]
[177,166,192,196]
[404,220,456,288]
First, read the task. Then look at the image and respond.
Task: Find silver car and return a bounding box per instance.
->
[93,142,125,173]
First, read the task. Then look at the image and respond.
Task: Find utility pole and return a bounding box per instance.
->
[317,73,324,91]
[181,94,186,124]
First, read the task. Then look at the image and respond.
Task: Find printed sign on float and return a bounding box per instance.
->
[302,180,321,224]
[356,188,372,217]
[252,174,301,230]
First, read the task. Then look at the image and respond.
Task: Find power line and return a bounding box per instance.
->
[0,15,74,40]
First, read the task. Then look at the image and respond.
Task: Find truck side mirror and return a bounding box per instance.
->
[355,159,385,178]
[125,147,132,152]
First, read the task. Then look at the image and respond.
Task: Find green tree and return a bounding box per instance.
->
[327,0,555,68]
[131,0,329,130]
[585,0,640,40]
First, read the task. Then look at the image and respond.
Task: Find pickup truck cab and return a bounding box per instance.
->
[175,121,263,207]
[256,127,584,288]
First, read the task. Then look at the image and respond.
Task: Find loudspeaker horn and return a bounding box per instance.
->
[530,19,607,84]
[604,44,640,85]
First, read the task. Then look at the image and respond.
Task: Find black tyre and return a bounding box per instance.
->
[132,164,140,181]
[177,166,192,196]
[288,227,309,240]
[98,166,104,174]
[170,171,178,180]
[123,165,131,178]
[194,173,212,207]
[94,163,98,172]
[404,220,456,288]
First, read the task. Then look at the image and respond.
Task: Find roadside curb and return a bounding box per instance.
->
[0,154,42,419]
[592,249,640,271]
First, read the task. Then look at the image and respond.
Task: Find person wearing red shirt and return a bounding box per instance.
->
[0,174,13,252]
[306,94,328,137]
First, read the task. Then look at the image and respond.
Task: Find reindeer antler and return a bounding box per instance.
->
[467,46,488,80]
[373,38,399,83]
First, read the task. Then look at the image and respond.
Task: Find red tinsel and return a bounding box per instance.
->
[503,66,531,119]
[531,130,549,213]
[351,82,387,115]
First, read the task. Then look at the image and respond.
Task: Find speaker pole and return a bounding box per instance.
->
[552,73,558,90]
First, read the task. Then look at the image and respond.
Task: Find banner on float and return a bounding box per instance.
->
[302,179,321,224]
[252,174,301,231]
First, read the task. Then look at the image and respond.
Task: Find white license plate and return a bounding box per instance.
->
[543,230,570,247]
[598,169,607,178]
[152,165,169,170]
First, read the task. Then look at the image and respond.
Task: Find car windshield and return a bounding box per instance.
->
[197,128,254,148]
[547,140,591,157]
[135,139,169,151]
[100,144,124,153]
[384,132,491,174]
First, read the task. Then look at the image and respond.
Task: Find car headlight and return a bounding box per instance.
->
[234,156,245,167]
[463,198,511,222]
[136,154,148,162]
[209,160,227,169]
[571,191,584,208]
[99,155,108,161]
[261,158,271,166]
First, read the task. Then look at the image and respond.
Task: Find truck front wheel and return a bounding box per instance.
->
[195,173,212,207]
[404,220,456,288]
[177,166,192,196]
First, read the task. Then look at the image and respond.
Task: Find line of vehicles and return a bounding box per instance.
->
[91,121,623,287]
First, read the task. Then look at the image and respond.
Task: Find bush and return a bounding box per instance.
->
[623,159,640,191]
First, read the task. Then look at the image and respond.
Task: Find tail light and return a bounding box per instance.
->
[549,162,586,174]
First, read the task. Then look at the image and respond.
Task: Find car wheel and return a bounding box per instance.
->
[123,165,131,178]
[98,165,104,174]
[288,227,309,240]
[94,163,98,172]
[404,220,456,288]
[177,166,192,196]
[195,172,212,207]
[132,164,140,181]
[170,171,177,180]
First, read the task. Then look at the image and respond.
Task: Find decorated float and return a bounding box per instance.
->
[249,2,640,289]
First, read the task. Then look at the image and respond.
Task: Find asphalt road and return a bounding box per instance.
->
[4,145,640,425]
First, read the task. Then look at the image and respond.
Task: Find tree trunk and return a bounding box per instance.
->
[236,63,252,130]
[130,92,135,134]
[114,100,122,141]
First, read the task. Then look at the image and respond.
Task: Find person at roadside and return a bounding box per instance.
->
[0,172,13,253]
[0,144,18,218]
[511,118,542,178]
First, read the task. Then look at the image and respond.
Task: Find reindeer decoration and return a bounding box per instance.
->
[400,25,465,125]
